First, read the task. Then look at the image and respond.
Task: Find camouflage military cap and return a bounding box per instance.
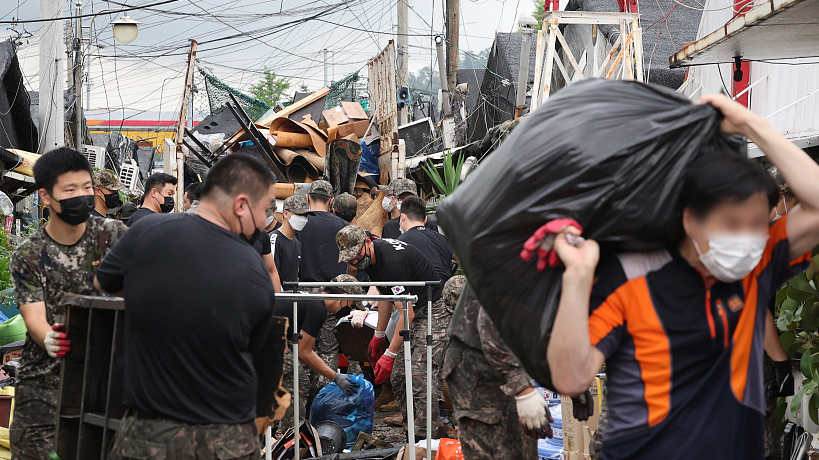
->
[391,178,417,197]
[336,225,367,263]
[283,195,313,215]
[330,274,366,310]
[309,180,333,197]
[442,275,467,308]
[333,193,357,215]
[93,169,124,191]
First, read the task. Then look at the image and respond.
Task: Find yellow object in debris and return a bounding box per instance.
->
[0,386,15,452]
[0,149,39,177]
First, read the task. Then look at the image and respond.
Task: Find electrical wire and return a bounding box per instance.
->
[0,0,180,24]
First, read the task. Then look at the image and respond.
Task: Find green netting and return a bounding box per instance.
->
[199,69,271,122]
[324,72,360,110]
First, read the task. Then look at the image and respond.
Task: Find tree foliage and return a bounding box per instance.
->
[532,0,546,31]
[248,67,291,106]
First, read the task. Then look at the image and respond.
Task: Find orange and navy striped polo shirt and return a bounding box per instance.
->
[589,215,810,460]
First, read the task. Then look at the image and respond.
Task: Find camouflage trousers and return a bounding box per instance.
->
[443,343,537,460]
[311,314,340,396]
[110,409,258,460]
[430,298,452,402]
[764,358,781,460]
[9,383,57,460]
[589,377,608,460]
[391,313,439,439]
[276,345,311,435]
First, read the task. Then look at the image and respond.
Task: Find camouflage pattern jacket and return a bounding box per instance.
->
[11,216,127,388]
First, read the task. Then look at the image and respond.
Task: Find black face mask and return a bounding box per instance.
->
[53,195,95,226]
[158,195,174,213]
[103,192,122,209]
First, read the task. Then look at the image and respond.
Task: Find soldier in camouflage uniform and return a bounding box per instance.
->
[589,376,608,460]
[91,168,125,218]
[110,411,257,460]
[332,192,358,223]
[10,148,127,460]
[443,277,552,460]
[381,179,418,239]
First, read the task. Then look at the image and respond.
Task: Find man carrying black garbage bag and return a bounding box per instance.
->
[96,154,277,460]
[547,94,819,460]
[337,224,445,440]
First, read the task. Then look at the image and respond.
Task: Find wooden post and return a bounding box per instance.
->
[175,39,198,212]
[540,16,558,103]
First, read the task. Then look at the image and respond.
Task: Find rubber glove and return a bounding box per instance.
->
[572,390,595,421]
[368,332,386,363]
[349,309,369,329]
[373,350,396,384]
[515,389,553,439]
[43,324,71,358]
[333,373,360,395]
[767,360,794,398]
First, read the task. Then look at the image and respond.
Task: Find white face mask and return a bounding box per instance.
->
[399,215,405,234]
[382,197,394,213]
[692,233,769,282]
[288,214,308,232]
[773,195,789,222]
[266,215,276,227]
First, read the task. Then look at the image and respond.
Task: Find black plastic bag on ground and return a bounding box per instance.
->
[437,79,744,390]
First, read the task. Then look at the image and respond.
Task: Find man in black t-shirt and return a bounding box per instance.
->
[270,195,313,285]
[398,197,453,283]
[253,228,281,292]
[297,180,351,393]
[127,172,177,227]
[97,154,277,460]
[273,274,363,435]
[337,225,445,439]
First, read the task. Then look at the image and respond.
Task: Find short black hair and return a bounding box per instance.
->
[680,153,779,218]
[185,182,202,201]
[400,196,427,222]
[144,173,177,196]
[33,147,93,193]
[201,153,276,202]
[308,193,331,205]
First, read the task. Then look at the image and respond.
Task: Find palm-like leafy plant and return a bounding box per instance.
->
[422,150,468,197]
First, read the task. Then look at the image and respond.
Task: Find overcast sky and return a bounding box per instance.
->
[1,0,536,122]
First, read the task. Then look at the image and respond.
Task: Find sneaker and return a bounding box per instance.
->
[376,399,400,412]
[439,414,455,429]
[374,389,397,409]
[384,413,404,426]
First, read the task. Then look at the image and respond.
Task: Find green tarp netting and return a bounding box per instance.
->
[200,69,271,122]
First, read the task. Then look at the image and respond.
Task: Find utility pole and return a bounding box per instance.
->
[174,39,197,211]
[397,0,408,125]
[445,0,459,96]
[40,0,66,152]
[323,48,329,87]
[74,1,84,151]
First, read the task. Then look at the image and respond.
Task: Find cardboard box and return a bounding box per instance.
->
[399,445,436,460]
[336,119,369,139]
[561,380,601,454]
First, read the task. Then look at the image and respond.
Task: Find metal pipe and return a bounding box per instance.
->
[403,301,415,460]
[283,281,440,288]
[265,427,272,460]
[515,32,532,118]
[293,300,300,460]
[275,293,419,303]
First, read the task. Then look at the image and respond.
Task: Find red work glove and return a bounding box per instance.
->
[520,218,583,270]
[368,332,387,363]
[43,324,71,358]
[373,350,396,384]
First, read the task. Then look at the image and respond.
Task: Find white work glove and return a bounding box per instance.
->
[349,309,369,329]
[515,389,553,439]
[43,324,71,358]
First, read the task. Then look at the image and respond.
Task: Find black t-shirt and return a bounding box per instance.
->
[398,226,453,283]
[91,209,105,218]
[364,238,443,312]
[296,211,349,282]
[382,216,438,239]
[273,298,326,340]
[253,230,272,256]
[127,207,155,227]
[270,230,301,284]
[96,213,275,424]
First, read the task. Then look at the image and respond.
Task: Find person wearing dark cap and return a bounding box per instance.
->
[332,192,358,223]
[118,202,138,225]
[92,169,125,218]
[381,179,416,239]
[337,224,444,440]
[270,195,313,286]
[273,274,363,436]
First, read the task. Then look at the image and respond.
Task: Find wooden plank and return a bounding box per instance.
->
[595,33,621,78]
[553,50,572,84]
[257,87,330,127]
[553,27,585,80]
[531,29,546,110]
[621,20,633,81]
[634,25,645,82]
[540,18,558,103]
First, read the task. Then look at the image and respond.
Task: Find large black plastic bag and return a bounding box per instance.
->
[437,79,743,390]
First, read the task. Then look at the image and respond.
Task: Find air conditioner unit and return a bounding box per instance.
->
[82,145,106,170]
[119,160,140,191]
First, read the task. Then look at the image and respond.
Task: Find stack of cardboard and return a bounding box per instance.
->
[561,377,603,460]
[322,102,370,140]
